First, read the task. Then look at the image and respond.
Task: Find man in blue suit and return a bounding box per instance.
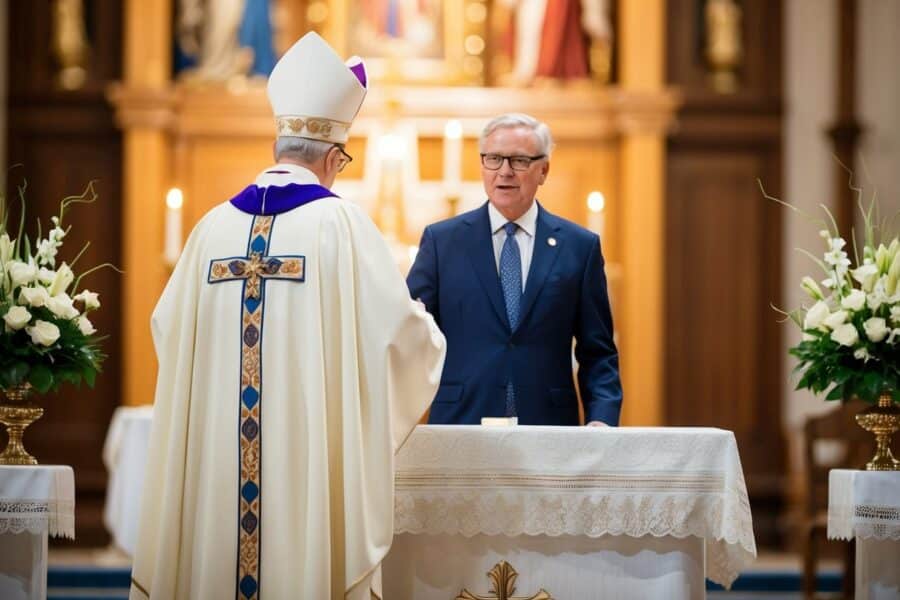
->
[407,113,623,426]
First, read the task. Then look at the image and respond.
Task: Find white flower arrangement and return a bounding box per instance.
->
[0,181,112,393]
[766,181,900,404]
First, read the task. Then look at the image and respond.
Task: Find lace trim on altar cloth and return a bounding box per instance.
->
[829,503,900,542]
[393,488,756,588]
[0,498,75,538]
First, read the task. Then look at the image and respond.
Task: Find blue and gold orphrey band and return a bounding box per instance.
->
[207,215,305,599]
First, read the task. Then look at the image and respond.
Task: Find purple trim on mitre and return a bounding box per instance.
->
[347,59,367,89]
[230,183,337,215]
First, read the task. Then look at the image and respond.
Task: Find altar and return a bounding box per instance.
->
[385,425,756,599]
[103,416,755,599]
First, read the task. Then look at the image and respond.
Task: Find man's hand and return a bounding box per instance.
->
[585,421,609,427]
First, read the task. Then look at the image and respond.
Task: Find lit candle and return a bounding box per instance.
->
[376,134,407,239]
[164,188,183,266]
[587,191,606,240]
[443,120,463,198]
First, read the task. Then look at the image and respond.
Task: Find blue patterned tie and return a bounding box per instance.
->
[500,222,522,416]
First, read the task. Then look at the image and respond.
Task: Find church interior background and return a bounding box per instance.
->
[2,0,900,593]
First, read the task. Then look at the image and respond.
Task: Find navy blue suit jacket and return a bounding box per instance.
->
[407,202,622,426]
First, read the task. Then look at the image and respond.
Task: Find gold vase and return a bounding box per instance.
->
[855,392,900,471]
[0,383,44,465]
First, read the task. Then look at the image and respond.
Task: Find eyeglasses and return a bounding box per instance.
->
[480,153,546,171]
[333,145,353,172]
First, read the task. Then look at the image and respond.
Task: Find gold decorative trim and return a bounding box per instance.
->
[457,561,553,600]
[275,115,351,142]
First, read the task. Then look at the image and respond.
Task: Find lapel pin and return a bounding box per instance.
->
[547,237,557,247]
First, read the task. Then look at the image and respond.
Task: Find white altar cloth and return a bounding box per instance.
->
[386,425,756,597]
[0,465,75,600]
[102,405,153,555]
[828,469,900,600]
[102,414,757,596]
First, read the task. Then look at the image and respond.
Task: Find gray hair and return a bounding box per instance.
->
[479,113,555,157]
[273,136,334,164]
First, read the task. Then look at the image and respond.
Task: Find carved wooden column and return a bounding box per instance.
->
[110,0,174,405]
[617,0,669,426]
[828,0,863,239]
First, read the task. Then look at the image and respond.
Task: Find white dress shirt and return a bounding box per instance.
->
[488,200,537,292]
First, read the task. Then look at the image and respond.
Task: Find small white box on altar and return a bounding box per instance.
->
[480,417,518,427]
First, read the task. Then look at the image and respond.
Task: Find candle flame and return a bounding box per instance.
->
[444,120,463,140]
[166,188,184,210]
[587,191,605,213]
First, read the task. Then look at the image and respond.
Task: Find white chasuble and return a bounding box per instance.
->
[129,166,446,599]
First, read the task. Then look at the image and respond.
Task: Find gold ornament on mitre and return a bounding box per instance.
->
[267,32,368,144]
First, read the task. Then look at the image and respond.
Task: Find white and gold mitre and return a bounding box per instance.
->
[267,32,367,144]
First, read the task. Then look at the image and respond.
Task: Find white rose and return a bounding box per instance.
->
[73,289,100,310]
[823,310,848,330]
[46,293,80,320]
[854,347,871,362]
[18,285,51,308]
[76,315,96,336]
[37,267,56,285]
[25,320,60,346]
[2,305,31,330]
[841,289,866,311]
[49,263,74,297]
[831,323,860,347]
[863,317,889,343]
[803,301,831,330]
[888,328,900,345]
[891,306,900,325]
[7,260,37,288]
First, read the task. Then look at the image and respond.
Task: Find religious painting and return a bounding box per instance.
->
[350,0,444,59]
[314,0,486,85]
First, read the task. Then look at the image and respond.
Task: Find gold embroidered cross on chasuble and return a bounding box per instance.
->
[207,214,305,600]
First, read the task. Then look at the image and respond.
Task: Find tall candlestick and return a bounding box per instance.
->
[443,120,462,199]
[164,188,183,266]
[587,191,606,240]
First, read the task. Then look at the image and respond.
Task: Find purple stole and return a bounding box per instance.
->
[230,182,337,215]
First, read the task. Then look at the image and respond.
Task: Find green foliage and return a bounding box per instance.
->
[790,326,900,403]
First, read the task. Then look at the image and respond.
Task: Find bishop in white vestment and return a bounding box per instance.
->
[129,33,446,600]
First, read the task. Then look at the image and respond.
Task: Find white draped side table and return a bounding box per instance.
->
[103,405,154,556]
[828,469,900,600]
[0,465,75,600]
[385,426,757,600]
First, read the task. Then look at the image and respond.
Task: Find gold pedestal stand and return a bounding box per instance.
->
[856,392,900,471]
[0,384,43,466]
